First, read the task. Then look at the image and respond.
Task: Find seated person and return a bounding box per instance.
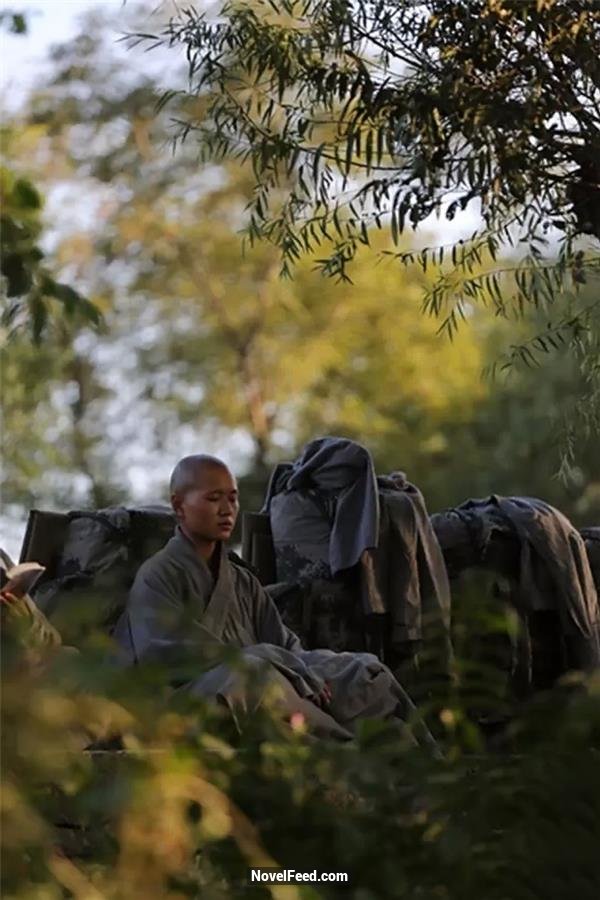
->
[113,455,435,746]
[1,549,63,669]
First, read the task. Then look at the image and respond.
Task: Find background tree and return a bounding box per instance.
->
[147,0,600,397]
[0,161,101,341]
[0,10,99,344]
[2,2,599,544]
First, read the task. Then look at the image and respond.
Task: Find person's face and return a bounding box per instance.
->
[172,466,239,543]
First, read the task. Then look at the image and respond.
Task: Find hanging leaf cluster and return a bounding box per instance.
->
[138,0,599,346]
[1,166,101,343]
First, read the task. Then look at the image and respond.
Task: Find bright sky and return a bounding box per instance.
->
[1,0,129,110]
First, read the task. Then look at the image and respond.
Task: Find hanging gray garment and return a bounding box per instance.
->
[113,529,430,744]
[495,498,599,636]
[375,475,452,648]
[270,462,451,649]
[446,496,600,669]
[33,508,132,643]
[269,490,333,583]
[429,509,486,578]
[581,528,600,595]
[267,437,380,577]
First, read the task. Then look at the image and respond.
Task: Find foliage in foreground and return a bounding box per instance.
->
[2,626,600,900]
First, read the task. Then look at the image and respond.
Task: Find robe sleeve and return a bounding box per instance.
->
[121,561,223,680]
[239,572,330,698]
[246,572,304,652]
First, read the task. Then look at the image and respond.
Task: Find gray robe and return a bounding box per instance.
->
[265,437,380,577]
[113,529,430,744]
[266,439,451,662]
[376,474,451,644]
[432,497,600,673]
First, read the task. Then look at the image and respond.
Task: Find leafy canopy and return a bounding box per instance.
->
[146,0,600,349]
[2,2,598,519]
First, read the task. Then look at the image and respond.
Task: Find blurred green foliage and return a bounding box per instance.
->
[0,9,26,35]
[2,620,600,899]
[0,164,101,343]
[1,10,600,895]
[0,0,100,343]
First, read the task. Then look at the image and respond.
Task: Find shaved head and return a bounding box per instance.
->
[169,455,230,497]
[170,455,239,551]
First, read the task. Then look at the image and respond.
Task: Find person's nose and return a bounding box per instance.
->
[219,498,237,517]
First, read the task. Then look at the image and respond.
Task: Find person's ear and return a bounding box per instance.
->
[171,492,184,522]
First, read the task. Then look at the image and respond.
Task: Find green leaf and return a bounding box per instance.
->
[1,253,32,297]
[13,178,42,211]
[28,294,47,344]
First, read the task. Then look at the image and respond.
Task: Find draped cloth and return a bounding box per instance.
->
[265,439,451,661]
[266,437,380,578]
[493,497,600,669]
[432,497,600,672]
[375,474,451,646]
[113,529,433,745]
